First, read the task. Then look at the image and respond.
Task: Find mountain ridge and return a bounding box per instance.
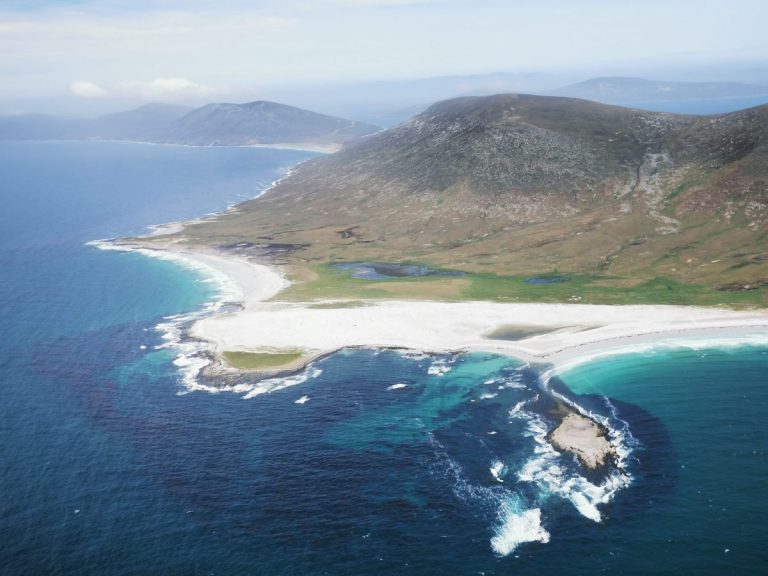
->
[161,100,379,148]
[174,93,768,302]
[551,76,768,103]
[0,100,379,149]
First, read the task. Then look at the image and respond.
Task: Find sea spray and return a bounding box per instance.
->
[490,498,550,556]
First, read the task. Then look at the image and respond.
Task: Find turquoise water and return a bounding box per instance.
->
[557,346,768,573]
[1,141,766,574]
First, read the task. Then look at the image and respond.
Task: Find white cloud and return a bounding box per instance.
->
[3,0,768,108]
[69,80,109,98]
[117,77,226,101]
[67,77,228,103]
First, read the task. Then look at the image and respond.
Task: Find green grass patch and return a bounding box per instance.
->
[277,264,768,307]
[467,273,766,306]
[276,264,463,301]
[463,273,597,303]
[277,266,394,300]
[667,182,689,202]
[222,350,304,370]
[307,300,370,309]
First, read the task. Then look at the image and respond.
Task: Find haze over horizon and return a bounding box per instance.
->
[2,0,768,116]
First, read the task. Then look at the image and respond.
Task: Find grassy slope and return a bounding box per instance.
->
[275,263,767,307]
[221,350,305,370]
[159,95,768,307]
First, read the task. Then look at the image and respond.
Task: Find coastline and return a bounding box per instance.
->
[92,234,767,526]
[188,257,768,372]
[102,239,768,385]
[24,138,340,154]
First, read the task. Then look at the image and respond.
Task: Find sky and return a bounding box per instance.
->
[1,0,768,114]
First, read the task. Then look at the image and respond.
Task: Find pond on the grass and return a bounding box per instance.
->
[332,262,464,280]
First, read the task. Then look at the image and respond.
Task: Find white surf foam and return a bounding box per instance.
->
[241,368,323,399]
[498,382,526,390]
[549,332,768,377]
[90,239,245,392]
[491,500,550,557]
[88,240,243,304]
[490,460,506,482]
[295,395,310,404]
[426,431,548,557]
[398,351,431,361]
[387,383,408,390]
[85,160,313,395]
[496,373,527,390]
[509,398,533,416]
[539,373,639,473]
[427,359,453,376]
[512,405,631,523]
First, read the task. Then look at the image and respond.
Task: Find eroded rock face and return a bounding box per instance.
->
[548,413,614,469]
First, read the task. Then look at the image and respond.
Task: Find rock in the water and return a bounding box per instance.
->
[549,413,613,469]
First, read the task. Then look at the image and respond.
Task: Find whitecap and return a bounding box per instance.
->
[491,500,550,557]
[490,460,506,482]
[242,367,323,400]
[512,405,632,523]
[427,361,452,376]
[89,239,245,393]
[398,350,431,361]
[509,396,536,417]
[387,383,408,390]
[295,395,310,404]
[426,432,550,556]
[498,381,526,390]
[549,333,768,377]
[540,374,639,472]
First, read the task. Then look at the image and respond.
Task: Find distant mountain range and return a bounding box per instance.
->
[92,103,193,140]
[266,72,565,126]
[4,76,768,144]
[183,93,768,294]
[549,77,768,114]
[160,101,377,148]
[263,74,768,125]
[0,101,379,150]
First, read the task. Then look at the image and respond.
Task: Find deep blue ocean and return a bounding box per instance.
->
[1,141,766,575]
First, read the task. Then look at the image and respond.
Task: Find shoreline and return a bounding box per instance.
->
[190,251,768,370]
[93,238,767,485]
[104,240,768,382]
[15,138,338,154]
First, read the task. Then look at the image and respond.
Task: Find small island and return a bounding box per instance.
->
[548,413,614,470]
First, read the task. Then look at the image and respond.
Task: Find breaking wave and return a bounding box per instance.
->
[510,373,635,524]
[90,239,323,398]
[491,499,550,557]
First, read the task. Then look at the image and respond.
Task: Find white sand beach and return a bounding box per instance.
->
[155,248,768,373]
